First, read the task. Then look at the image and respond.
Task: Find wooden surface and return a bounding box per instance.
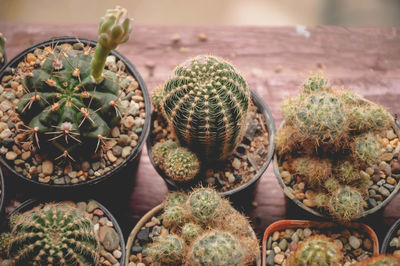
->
[1,23,400,244]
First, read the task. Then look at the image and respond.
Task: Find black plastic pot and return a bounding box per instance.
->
[5,198,126,265]
[147,89,276,198]
[0,37,151,192]
[0,167,5,217]
[381,218,400,254]
[274,119,400,220]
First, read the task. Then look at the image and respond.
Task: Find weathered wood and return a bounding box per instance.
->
[1,23,400,241]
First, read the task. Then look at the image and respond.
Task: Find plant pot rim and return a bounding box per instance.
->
[261,219,379,266]
[0,36,151,189]
[0,167,4,216]
[381,218,400,254]
[146,89,276,197]
[6,198,126,265]
[273,119,400,220]
[125,203,261,266]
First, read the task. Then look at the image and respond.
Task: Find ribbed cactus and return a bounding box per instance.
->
[181,223,203,241]
[0,33,5,66]
[8,202,99,265]
[328,186,365,222]
[160,55,251,161]
[16,6,132,158]
[187,231,244,266]
[162,205,187,229]
[302,72,330,94]
[152,140,178,168]
[352,133,380,166]
[187,187,222,225]
[290,156,332,188]
[146,234,185,265]
[164,146,200,182]
[287,235,343,266]
[355,255,400,266]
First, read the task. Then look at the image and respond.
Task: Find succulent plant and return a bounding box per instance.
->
[352,133,381,166]
[0,233,10,257]
[324,177,340,193]
[160,55,251,161]
[151,85,165,112]
[355,254,400,266]
[349,104,392,132]
[335,161,361,184]
[336,89,364,106]
[162,205,187,229]
[302,72,330,94]
[152,140,179,168]
[8,202,99,265]
[164,146,200,181]
[0,33,5,65]
[181,223,203,241]
[16,6,132,159]
[275,124,299,154]
[187,187,222,225]
[146,234,185,265]
[218,208,251,237]
[328,186,365,222]
[290,156,332,188]
[287,235,343,266]
[315,193,328,208]
[164,191,188,209]
[187,231,244,266]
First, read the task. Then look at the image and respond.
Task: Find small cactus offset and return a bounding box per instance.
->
[151,85,165,112]
[287,235,343,266]
[146,234,185,265]
[16,6,133,159]
[328,186,365,222]
[302,72,331,94]
[352,133,381,166]
[164,146,200,182]
[160,55,251,161]
[290,156,332,188]
[8,202,99,265]
[162,205,187,229]
[186,187,223,225]
[152,140,178,168]
[355,254,400,266]
[0,33,5,65]
[181,223,203,241]
[164,191,188,209]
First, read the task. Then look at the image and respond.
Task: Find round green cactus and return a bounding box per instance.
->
[287,235,343,266]
[164,146,200,182]
[187,231,243,266]
[0,233,10,257]
[146,234,185,265]
[336,89,363,106]
[187,188,222,225]
[335,161,361,184]
[181,223,203,241]
[352,133,380,166]
[302,72,330,94]
[349,105,392,132]
[152,140,179,168]
[151,85,165,112]
[324,177,340,192]
[290,156,332,188]
[8,202,99,265]
[163,191,188,209]
[162,206,187,229]
[160,55,251,161]
[355,255,400,266]
[315,193,328,208]
[328,186,365,222]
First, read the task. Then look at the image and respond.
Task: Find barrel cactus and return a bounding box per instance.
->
[355,255,400,266]
[164,146,200,181]
[287,235,343,266]
[146,234,185,265]
[162,205,187,229]
[8,202,99,265]
[328,186,365,222]
[160,55,251,161]
[16,6,132,158]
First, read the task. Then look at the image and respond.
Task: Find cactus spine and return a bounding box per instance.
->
[187,187,222,225]
[328,186,365,222]
[164,146,200,181]
[146,234,185,265]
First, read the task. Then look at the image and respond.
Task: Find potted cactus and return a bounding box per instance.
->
[274,73,400,222]
[0,33,5,70]
[0,199,125,265]
[381,218,400,257]
[125,187,261,265]
[262,220,379,266]
[355,255,400,265]
[148,55,275,196]
[0,7,150,189]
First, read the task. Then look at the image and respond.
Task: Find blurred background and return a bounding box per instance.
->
[1,0,400,26]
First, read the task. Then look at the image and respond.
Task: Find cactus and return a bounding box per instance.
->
[164,146,200,182]
[355,255,400,266]
[315,193,328,208]
[146,234,185,265]
[164,191,188,209]
[187,187,222,225]
[290,156,332,188]
[275,124,299,154]
[287,235,343,266]
[16,6,132,158]
[324,177,340,192]
[162,206,187,229]
[181,223,203,241]
[8,202,99,265]
[336,89,364,106]
[349,104,392,132]
[0,33,5,65]
[160,55,251,161]
[187,231,244,266]
[328,186,365,222]
[0,233,10,257]
[151,85,165,112]
[302,73,330,94]
[352,133,380,166]
[152,140,179,168]
[218,208,251,237]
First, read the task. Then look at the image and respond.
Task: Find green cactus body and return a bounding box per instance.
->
[336,89,364,106]
[315,193,328,208]
[188,231,243,266]
[152,140,179,168]
[328,186,364,222]
[146,234,185,265]
[288,235,343,266]
[187,188,222,225]
[0,233,10,257]
[164,146,200,182]
[349,105,392,132]
[218,208,251,238]
[302,73,330,94]
[164,191,188,209]
[0,33,5,64]
[161,55,251,161]
[356,255,400,266]
[151,85,165,112]
[162,206,187,229]
[335,161,361,184]
[181,223,203,241]
[324,177,340,192]
[352,133,380,166]
[290,156,332,188]
[8,202,99,265]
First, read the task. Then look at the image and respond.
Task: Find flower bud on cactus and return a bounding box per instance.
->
[162,206,187,229]
[146,234,185,265]
[352,133,380,166]
[302,73,330,94]
[0,233,10,257]
[328,186,365,222]
[181,223,203,241]
[287,235,343,266]
[187,231,244,266]
[355,254,400,266]
[152,140,178,168]
[0,33,5,65]
[8,202,99,265]
[187,188,222,225]
[290,156,332,188]
[164,146,200,182]
[161,55,251,161]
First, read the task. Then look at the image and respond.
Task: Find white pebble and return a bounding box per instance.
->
[232,158,241,170]
[112,249,122,259]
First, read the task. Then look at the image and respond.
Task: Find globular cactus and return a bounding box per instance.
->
[152,140,179,168]
[335,161,361,184]
[164,191,188,209]
[328,186,365,222]
[186,187,222,225]
[181,223,203,241]
[315,193,328,208]
[275,124,299,154]
[16,6,132,159]
[164,146,200,182]
[8,202,99,265]
[0,233,10,257]
[355,254,400,266]
[289,156,332,188]
[162,206,187,229]
[0,33,5,65]
[302,72,330,94]
[352,133,380,166]
[324,177,340,193]
[336,89,364,106]
[218,208,251,238]
[151,85,165,112]
[287,235,343,266]
[187,231,244,266]
[349,104,392,132]
[146,234,185,265]
[160,55,251,161]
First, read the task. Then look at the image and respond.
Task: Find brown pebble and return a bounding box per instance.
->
[93,209,104,216]
[199,33,207,41]
[145,221,156,227]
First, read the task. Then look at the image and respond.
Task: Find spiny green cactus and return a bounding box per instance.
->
[163,191,188,209]
[0,33,5,65]
[146,234,185,265]
[336,89,364,106]
[152,140,179,168]
[16,6,133,159]
[181,223,203,241]
[335,161,361,184]
[302,73,330,94]
[187,187,222,225]
[275,124,299,154]
[355,255,400,266]
[287,235,343,266]
[289,156,332,188]
[324,177,340,192]
[151,85,165,112]
[187,231,244,266]
[160,55,251,161]
[315,193,328,208]
[0,233,10,257]
[218,208,251,238]
[162,206,187,229]
[164,146,200,182]
[8,202,99,265]
[352,133,380,166]
[349,104,392,132]
[328,186,365,222]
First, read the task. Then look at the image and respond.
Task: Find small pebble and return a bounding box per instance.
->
[349,236,361,249]
[42,160,54,175]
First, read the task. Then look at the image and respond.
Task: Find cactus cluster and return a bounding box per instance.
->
[356,254,400,266]
[145,188,259,265]
[276,73,394,222]
[3,202,99,265]
[15,6,132,160]
[287,235,343,266]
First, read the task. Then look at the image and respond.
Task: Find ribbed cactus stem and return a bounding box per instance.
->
[91,45,110,83]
